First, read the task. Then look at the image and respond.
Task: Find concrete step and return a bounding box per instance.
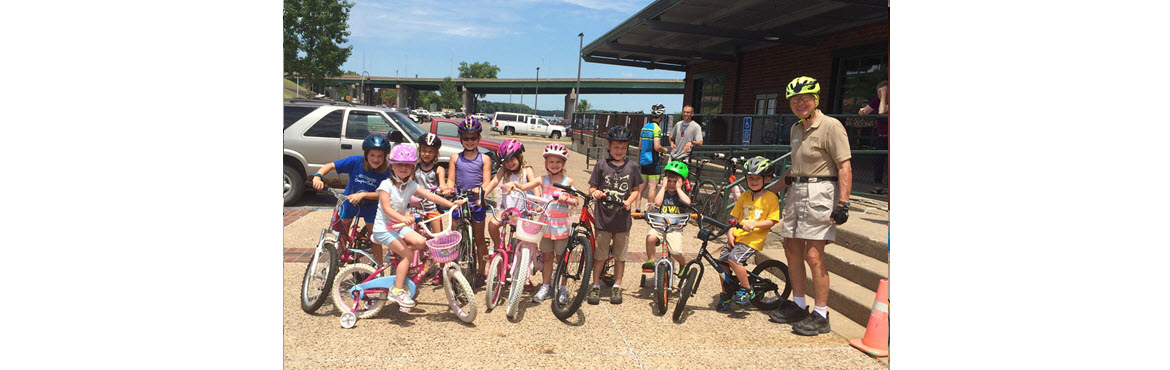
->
[823,243,889,292]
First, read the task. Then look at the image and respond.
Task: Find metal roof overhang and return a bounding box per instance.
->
[581,0,889,71]
[324,76,684,95]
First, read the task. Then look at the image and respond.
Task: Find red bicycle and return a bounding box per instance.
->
[547,183,627,320]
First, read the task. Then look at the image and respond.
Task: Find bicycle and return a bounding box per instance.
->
[547,182,628,320]
[299,182,381,313]
[483,188,550,321]
[672,211,792,322]
[631,209,692,317]
[331,208,478,328]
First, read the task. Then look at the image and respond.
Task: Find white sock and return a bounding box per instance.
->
[794,296,807,309]
[612,284,621,289]
[814,306,828,318]
[592,284,600,288]
[541,284,549,290]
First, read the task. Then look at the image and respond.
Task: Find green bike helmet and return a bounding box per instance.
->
[743,156,773,177]
[785,76,821,99]
[663,160,689,178]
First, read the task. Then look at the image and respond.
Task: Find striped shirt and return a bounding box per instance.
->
[539,175,573,240]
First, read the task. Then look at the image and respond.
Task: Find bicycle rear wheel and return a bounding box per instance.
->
[300,240,338,313]
[551,234,592,320]
[443,264,477,323]
[693,180,722,220]
[456,222,477,285]
[749,259,791,311]
[331,264,386,319]
[673,264,700,322]
[653,263,669,316]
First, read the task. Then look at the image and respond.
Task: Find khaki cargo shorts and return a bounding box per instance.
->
[648,229,684,257]
[780,181,838,241]
[593,230,630,261]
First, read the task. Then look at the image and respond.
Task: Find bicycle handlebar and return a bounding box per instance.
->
[551,183,625,208]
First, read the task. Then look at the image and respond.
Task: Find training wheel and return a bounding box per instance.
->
[339,312,357,329]
[640,274,647,288]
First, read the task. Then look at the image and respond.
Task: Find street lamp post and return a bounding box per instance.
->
[535,67,540,115]
[574,33,583,122]
[361,71,370,104]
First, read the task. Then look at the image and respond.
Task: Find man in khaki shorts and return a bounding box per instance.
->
[767,76,853,336]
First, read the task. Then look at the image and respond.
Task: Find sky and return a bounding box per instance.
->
[336,0,683,114]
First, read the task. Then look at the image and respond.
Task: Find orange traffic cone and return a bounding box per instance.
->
[850,279,889,357]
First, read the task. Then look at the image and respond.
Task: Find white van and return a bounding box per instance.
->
[490,111,567,139]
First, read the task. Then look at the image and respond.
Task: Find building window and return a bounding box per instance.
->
[831,50,888,115]
[691,71,725,115]
[755,93,778,115]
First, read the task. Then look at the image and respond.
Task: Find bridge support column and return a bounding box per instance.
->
[462,87,472,113]
[564,89,577,121]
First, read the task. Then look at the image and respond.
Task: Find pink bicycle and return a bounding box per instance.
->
[330,209,478,328]
[484,188,551,321]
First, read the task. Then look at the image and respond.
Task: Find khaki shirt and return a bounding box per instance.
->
[789,111,851,177]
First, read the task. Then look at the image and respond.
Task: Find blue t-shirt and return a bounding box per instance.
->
[334,155,391,198]
[639,121,662,166]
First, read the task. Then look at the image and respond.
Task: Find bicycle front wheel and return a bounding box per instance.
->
[331,264,385,319]
[551,234,593,320]
[749,259,791,311]
[443,264,477,323]
[456,222,477,285]
[693,180,722,220]
[300,240,339,313]
[484,253,503,311]
[673,264,700,323]
[653,263,669,316]
[506,246,531,321]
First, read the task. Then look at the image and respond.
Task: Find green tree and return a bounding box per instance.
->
[438,77,461,109]
[380,89,398,106]
[284,0,355,90]
[576,99,592,113]
[458,61,500,98]
[418,91,441,111]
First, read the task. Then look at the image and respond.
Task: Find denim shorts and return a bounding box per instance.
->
[371,228,417,246]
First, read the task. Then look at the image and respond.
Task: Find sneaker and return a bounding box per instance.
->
[389,287,416,308]
[715,293,733,312]
[792,311,831,336]
[587,286,600,305]
[610,286,623,304]
[768,300,810,324]
[557,287,570,305]
[641,259,654,272]
[532,285,552,303]
[733,287,755,305]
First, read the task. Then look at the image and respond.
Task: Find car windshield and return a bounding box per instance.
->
[384,111,427,139]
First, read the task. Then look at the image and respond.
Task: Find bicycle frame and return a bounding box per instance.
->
[343,210,457,313]
[484,189,549,305]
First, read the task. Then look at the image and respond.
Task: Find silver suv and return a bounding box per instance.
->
[283,99,484,205]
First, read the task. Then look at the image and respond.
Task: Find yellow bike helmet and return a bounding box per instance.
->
[785,76,821,99]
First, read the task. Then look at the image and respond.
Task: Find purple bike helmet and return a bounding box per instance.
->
[388,144,419,164]
[457,117,482,134]
[497,138,525,162]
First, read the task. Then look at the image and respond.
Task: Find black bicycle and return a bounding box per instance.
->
[672,209,792,322]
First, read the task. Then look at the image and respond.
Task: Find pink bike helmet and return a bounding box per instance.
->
[388,144,418,164]
[497,138,524,162]
[543,143,568,160]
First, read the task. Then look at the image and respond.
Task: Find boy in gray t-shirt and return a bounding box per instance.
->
[587,131,643,305]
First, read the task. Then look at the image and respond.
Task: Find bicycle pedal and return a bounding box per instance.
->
[642,268,654,273]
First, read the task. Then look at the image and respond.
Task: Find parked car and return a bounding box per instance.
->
[470,113,491,122]
[282,99,491,205]
[421,118,502,153]
[489,111,567,139]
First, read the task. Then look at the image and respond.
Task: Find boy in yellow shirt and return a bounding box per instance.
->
[719,156,782,311]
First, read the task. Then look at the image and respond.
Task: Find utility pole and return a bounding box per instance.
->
[535,67,540,115]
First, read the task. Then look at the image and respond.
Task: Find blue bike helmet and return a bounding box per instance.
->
[363,133,391,153]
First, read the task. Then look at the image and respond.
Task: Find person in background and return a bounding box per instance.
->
[858,80,889,194]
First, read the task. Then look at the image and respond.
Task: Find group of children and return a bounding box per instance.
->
[312,114,781,313]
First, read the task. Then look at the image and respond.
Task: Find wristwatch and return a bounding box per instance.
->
[313,173,324,178]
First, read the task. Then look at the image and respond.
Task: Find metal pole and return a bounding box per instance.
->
[535,67,540,115]
[575,33,583,122]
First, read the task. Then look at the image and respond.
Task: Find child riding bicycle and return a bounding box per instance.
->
[641,160,692,275]
[719,156,781,311]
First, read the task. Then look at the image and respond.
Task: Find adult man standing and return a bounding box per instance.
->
[668,105,703,164]
[767,76,853,336]
[858,80,889,194]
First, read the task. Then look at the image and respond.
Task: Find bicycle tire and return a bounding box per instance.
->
[749,259,792,311]
[694,180,722,220]
[331,263,386,319]
[551,234,592,320]
[456,222,477,285]
[443,264,477,323]
[653,263,669,316]
[673,265,699,322]
[300,240,339,313]
[506,246,531,320]
[484,253,503,311]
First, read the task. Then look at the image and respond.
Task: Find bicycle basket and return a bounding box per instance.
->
[646,212,689,233]
[425,230,463,264]
[514,218,547,243]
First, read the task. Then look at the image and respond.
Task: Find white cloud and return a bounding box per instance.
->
[620,72,633,77]
[557,0,645,12]
[347,0,525,41]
